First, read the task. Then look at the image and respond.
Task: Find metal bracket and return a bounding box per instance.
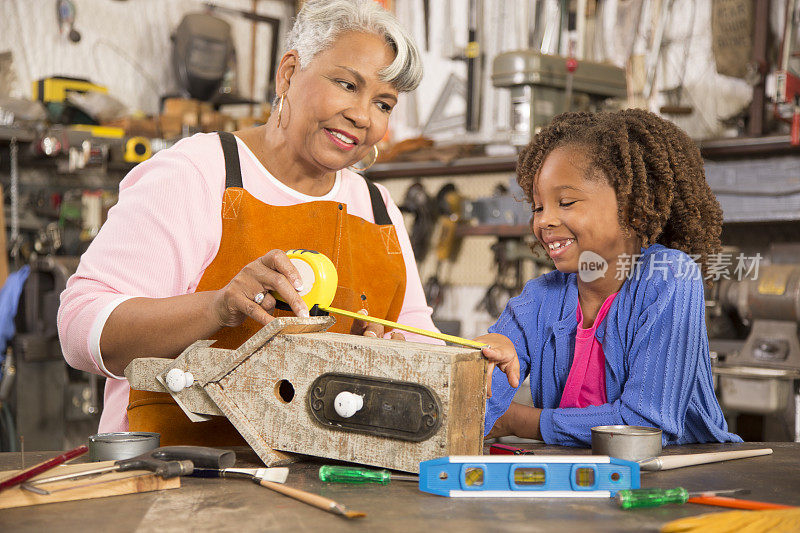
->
[308,373,442,442]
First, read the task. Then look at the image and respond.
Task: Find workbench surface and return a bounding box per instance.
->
[1,442,797,532]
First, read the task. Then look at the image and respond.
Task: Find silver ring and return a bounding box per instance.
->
[253,292,265,305]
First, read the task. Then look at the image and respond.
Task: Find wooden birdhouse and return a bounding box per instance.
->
[125,316,487,473]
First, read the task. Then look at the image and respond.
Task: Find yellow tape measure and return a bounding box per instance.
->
[282,249,339,309]
[278,249,486,350]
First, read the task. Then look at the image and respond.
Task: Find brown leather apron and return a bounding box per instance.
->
[127,132,407,446]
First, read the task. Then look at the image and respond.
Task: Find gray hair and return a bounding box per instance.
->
[285,0,423,92]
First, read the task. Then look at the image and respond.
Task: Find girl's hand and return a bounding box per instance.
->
[349,310,406,340]
[475,333,520,398]
[211,249,309,327]
[487,403,543,441]
[486,410,513,439]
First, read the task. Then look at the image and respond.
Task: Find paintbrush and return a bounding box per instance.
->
[193,467,364,518]
[191,467,289,483]
[257,478,366,519]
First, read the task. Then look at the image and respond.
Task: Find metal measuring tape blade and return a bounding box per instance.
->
[274,250,485,349]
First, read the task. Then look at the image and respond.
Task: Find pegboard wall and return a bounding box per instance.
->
[1,0,292,114]
[379,171,545,338]
[380,171,521,286]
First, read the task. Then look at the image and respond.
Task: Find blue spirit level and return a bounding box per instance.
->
[419,455,640,497]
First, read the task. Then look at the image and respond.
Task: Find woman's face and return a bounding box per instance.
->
[281,31,398,172]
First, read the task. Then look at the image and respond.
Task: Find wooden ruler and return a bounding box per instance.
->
[0,461,180,509]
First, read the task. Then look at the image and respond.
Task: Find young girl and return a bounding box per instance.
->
[479,109,741,447]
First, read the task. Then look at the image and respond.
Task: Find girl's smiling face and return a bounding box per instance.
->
[532,146,639,277]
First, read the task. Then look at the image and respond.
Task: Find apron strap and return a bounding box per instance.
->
[219,131,391,227]
[364,177,392,225]
[218,131,243,189]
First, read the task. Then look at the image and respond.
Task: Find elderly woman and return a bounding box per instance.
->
[58,0,437,446]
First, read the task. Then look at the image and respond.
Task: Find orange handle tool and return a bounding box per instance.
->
[687,496,794,510]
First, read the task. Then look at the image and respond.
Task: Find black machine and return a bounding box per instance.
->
[172,13,235,101]
[172,6,283,104]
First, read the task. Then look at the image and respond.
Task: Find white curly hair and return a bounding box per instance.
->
[285,0,423,92]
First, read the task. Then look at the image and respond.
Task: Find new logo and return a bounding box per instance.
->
[578,251,608,282]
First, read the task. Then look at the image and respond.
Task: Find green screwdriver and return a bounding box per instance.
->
[318,465,419,485]
[616,487,749,509]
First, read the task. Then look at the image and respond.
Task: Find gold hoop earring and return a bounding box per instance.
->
[276,93,285,126]
[349,145,379,172]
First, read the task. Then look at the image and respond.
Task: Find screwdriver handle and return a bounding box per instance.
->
[616,487,689,509]
[318,465,391,484]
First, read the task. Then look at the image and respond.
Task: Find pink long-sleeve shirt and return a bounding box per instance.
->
[558,292,618,409]
[58,133,440,433]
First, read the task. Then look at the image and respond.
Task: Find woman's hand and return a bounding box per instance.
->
[211,249,310,328]
[475,333,520,398]
[349,310,405,340]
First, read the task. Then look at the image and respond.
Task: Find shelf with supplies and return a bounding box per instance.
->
[0,124,37,142]
[699,135,800,159]
[456,223,531,238]
[365,155,517,180]
[0,123,160,177]
[364,135,800,181]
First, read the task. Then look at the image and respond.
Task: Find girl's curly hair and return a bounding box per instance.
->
[517,109,723,277]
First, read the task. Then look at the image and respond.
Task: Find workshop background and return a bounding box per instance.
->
[0,0,799,452]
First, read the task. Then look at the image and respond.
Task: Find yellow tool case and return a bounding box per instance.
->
[32,76,107,103]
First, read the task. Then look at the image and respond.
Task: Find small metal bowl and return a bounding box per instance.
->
[591,425,662,462]
[88,432,160,462]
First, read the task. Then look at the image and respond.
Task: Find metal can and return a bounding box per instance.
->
[88,432,160,461]
[591,425,662,462]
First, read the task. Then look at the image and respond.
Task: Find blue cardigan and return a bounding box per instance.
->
[486,244,741,447]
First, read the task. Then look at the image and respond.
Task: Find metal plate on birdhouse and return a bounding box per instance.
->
[308,373,442,441]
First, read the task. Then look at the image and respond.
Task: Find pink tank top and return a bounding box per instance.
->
[558,292,618,408]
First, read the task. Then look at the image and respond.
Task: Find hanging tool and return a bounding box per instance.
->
[465,0,483,131]
[56,0,81,43]
[422,0,430,51]
[616,487,750,509]
[422,73,468,134]
[643,0,675,102]
[636,448,773,471]
[564,48,578,113]
[22,446,232,491]
[424,183,465,315]
[0,444,87,492]
[318,465,418,484]
[274,250,486,349]
[191,467,289,484]
[398,182,435,263]
[202,2,281,102]
[658,0,696,116]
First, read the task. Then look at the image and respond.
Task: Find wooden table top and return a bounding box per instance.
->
[1,442,797,532]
